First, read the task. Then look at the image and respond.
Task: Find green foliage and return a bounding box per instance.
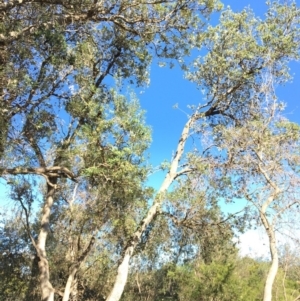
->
[123,255,296,301]
[1,0,300,300]
[0,213,36,301]
[74,91,151,191]
[186,1,300,125]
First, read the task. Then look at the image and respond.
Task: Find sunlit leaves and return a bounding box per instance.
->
[186,2,300,124]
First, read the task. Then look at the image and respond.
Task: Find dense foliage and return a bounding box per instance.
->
[1,0,300,300]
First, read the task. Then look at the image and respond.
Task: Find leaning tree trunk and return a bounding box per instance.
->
[36,179,57,301]
[63,267,78,301]
[260,207,279,301]
[105,116,195,301]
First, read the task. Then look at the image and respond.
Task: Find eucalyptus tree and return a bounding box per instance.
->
[0,0,223,300]
[1,1,300,301]
[214,100,300,301]
[0,0,221,158]
[106,2,300,301]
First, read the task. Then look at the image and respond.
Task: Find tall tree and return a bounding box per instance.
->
[0,0,221,158]
[106,2,300,300]
[1,1,300,301]
[1,1,222,300]
[214,100,300,301]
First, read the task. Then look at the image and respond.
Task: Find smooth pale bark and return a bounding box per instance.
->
[63,268,77,301]
[105,116,195,301]
[261,210,279,301]
[71,279,78,301]
[264,226,279,301]
[259,189,281,301]
[36,180,56,301]
[63,185,77,301]
[256,161,282,301]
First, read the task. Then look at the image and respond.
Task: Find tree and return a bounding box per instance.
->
[0,0,221,157]
[1,1,300,301]
[0,1,222,300]
[107,2,300,300]
[120,178,238,301]
[214,99,300,301]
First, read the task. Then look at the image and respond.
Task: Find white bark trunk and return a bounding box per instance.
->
[63,268,77,301]
[260,195,279,301]
[257,166,282,301]
[36,182,56,301]
[106,250,132,301]
[70,277,78,301]
[262,219,279,301]
[105,116,195,301]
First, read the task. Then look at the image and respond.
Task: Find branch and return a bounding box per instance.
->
[0,24,45,44]
[274,201,299,222]
[162,207,246,230]
[174,167,194,179]
[77,236,96,264]
[19,197,38,251]
[95,46,122,87]
[209,208,247,226]
[62,236,96,301]
[0,166,77,181]
[253,148,282,193]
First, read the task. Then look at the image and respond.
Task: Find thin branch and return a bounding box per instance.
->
[174,167,194,179]
[19,198,37,250]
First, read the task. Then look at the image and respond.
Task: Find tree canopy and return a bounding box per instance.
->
[1,1,300,301]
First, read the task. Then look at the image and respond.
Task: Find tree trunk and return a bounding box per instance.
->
[63,268,77,301]
[63,236,95,301]
[36,180,57,301]
[261,213,279,301]
[105,117,194,301]
[70,277,78,301]
[257,165,282,301]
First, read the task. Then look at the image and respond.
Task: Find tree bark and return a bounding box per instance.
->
[63,268,77,301]
[36,179,57,301]
[257,163,282,301]
[260,209,279,301]
[62,236,95,301]
[105,116,195,301]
